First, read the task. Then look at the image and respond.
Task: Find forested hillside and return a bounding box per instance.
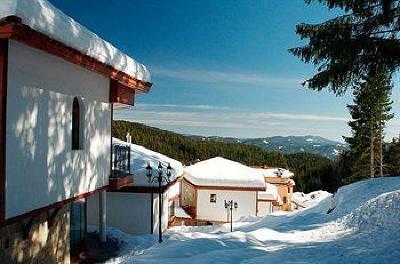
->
[115,124,400,193]
[113,120,340,193]
[194,135,347,160]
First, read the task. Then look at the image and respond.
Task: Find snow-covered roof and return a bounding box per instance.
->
[184,157,266,189]
[257,168,294,178]
[258,183,281,203]
[113,138,183,187]
[292,190,331,209]
[0,0,151,83]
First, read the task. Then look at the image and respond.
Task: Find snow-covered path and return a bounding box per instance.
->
[104,177,400,264]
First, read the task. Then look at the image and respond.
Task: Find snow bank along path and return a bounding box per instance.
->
[105,177,400,264]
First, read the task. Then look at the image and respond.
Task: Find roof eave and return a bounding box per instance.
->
[0,16,152,93]
[183,177,265,192]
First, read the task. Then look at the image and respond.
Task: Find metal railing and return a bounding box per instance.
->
[111,144,131,177]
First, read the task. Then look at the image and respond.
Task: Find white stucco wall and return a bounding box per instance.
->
[257,201,273,216]
[196,189,257,222]
[152,192,169,234]
[87,192,152,235]
[5,41,111,218]
[166,180,181,222]
[87,190,172,235]
[167,180,181,201]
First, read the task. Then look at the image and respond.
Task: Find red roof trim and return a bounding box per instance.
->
[0,39,8,225]
[2,186,108,226]
[0,16,152,92]
[110,79,136,106]
[109,176,183,194]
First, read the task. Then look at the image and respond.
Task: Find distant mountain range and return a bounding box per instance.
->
[191,135,348,160]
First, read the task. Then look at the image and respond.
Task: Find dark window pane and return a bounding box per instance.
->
[72,97,80,150]
[70,200,86,256]
[210,194,216,203]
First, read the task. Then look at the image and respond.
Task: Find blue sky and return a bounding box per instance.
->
[49,0,400,141]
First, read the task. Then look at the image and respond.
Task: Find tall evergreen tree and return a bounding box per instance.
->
[290,0,400,95]
[336,150,353,184]
[384,138,400,175]
[344,67,393,180]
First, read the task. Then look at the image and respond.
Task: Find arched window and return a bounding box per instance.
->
[72,97,81,150]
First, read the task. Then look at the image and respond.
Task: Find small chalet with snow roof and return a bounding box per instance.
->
[182,157,268,223]
[87,139,186,235]
[256,167,296,211]
[0,0,151,262]
[257,182,282,216]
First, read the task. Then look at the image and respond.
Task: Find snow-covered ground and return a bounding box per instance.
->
[103,177,400,263]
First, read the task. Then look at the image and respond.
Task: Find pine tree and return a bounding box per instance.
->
[344,67,393,180]
[384,138,400,175]
[336,150,353,184]
[290,0,400,95]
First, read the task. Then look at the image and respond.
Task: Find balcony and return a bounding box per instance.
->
[109,144,133,189]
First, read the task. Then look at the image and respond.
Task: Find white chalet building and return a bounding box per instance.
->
[182,157,268,223]
[87,139,185,236]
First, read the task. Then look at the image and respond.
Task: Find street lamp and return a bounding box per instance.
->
[224,200,238,232]
[146,161,172,243]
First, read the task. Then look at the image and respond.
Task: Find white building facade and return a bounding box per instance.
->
[182,157,267,223]
[256,183,281,216]
[0,0,152,262]
[5,40,111,219]
[196,188,258,222]
[87,140,185,235]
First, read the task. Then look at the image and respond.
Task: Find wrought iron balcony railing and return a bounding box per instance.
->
[111,144,131,177]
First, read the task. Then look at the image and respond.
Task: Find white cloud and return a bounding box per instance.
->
[120,105,349,123]
[132,119,263,129]
[152,67,304,87]
[247,112,349,122]
[135,103,232,111]
[114,104,350,141]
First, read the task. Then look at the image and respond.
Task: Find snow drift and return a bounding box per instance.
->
[105,177,400,264]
